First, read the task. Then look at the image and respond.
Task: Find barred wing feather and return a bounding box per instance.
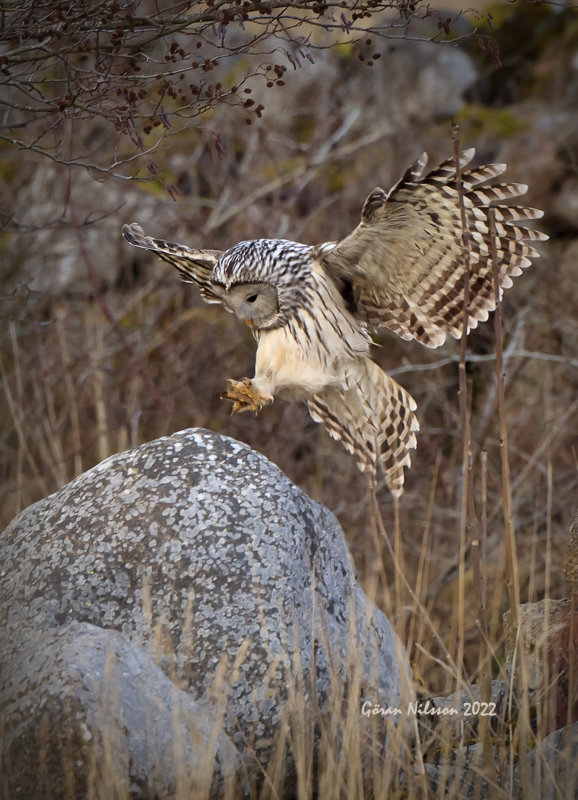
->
[322,150,548,348]
[122,223,223,305]
[308,358,419,495]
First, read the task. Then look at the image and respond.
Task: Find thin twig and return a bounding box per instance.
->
[387,349,578,378]
[475,449,499,791]
[489,208,531,797]
[488,210,520,617]
[452,123,473,693]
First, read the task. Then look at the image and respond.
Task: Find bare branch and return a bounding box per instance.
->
[0,0,467,176]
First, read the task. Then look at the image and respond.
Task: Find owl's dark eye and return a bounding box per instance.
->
[246,294,258,303]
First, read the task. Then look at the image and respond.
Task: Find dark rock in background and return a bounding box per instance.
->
[1,623,241,799]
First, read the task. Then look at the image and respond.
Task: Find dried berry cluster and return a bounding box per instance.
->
[0,0,439,172]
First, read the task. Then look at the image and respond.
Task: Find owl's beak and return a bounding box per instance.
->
[242,318,256,328]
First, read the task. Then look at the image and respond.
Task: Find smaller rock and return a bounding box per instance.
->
[503,598,569,695]
[524,722,578,800]
[1,622,241,800]
[418,681,510,760]
[563,507,578,593]
[423,761,491,800]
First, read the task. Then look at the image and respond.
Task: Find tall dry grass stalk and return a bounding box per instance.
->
[452,125,475,699]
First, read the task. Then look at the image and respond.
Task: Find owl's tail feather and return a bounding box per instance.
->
[307,358,419,496]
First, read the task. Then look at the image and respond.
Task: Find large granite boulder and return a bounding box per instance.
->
[0,429,407,798]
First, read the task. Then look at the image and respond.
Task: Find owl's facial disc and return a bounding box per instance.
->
[224,282,279,329]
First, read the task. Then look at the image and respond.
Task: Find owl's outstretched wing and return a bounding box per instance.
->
[321,150,548,348]
[122,223,224,304]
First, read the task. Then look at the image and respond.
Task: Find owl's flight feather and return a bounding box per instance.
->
[322,148,547,347]
[308,359,419,496]
[122,223,223,304]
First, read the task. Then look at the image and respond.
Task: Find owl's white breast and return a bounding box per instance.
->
[254,325,339,400]
[251,262,370,401]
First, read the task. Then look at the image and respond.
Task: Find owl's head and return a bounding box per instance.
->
[218,281,279,329]
[212,239,314,330]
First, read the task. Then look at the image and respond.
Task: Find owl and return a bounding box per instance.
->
[123,149,546,495]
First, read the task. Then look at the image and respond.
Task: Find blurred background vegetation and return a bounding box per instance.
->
[1,0,577,693]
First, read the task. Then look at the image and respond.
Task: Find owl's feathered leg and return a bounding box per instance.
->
[307,358,419,496]
[223,378,273,414]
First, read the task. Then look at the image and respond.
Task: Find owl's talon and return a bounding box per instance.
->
[223,378,273,414]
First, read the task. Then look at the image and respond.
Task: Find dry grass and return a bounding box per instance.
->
[2,146,576,797]
[1,7,577,797]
